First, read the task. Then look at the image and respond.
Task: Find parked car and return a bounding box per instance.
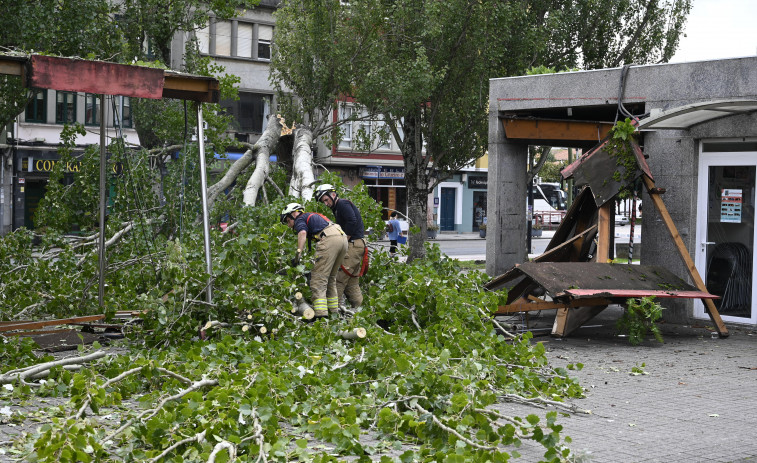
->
[616,215,630,226]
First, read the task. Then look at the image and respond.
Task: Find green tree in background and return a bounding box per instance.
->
[271,0,691,261]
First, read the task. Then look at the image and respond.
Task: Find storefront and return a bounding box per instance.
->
[13,148,79,230]
[694,142,757,325]
[359,165,406,219]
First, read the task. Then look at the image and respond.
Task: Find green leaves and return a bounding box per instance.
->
[617,297,665,345]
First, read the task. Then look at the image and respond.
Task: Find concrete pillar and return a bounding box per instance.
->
[486,116,528,276]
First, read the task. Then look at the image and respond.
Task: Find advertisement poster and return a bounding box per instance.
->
[721,189,743,223]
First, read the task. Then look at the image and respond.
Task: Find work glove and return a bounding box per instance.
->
[291,250,302,267]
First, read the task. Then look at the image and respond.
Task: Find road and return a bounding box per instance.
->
[430,224,642,261]
[431,236,551,260]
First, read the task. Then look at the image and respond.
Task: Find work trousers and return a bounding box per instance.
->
[336,238,365,307]
[310,224,348,302]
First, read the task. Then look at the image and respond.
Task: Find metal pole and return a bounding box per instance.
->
[98,95,107,307]
[567,148,574,208]
[196,103,213,303]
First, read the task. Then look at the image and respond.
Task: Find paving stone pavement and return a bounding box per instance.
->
[497,306,757,463]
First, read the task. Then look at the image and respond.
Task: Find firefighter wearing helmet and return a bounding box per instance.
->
[280,202,348,318]
[314,184,366,309]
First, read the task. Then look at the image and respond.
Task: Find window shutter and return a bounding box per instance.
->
[216,21,232,56]
[238,23,253,57]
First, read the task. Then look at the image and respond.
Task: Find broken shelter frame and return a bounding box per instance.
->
[0,54,220,306]
[486,117,729,337]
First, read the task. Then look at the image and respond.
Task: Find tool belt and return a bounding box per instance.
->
[315,223,344,240]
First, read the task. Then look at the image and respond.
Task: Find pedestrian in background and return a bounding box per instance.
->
[387,212,401,257]
[314,184,367,309]
[280,202,348,317]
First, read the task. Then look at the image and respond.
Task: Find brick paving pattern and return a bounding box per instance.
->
[499,306,757,463]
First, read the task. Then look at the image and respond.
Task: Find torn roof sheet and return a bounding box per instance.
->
[503,262,717,300]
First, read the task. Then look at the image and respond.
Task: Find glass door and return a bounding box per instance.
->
[695,153,757,324]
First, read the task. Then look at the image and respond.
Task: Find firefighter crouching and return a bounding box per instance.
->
[314,184,366,309]
[281,203,348,318]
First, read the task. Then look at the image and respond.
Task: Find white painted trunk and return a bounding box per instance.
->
[243,116,284,206]
[288,126,315,201]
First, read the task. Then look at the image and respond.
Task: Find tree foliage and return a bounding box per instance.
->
[271,0,691,261]
[1,145,587,461]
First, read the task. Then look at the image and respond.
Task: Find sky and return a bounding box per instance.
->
[670,0,757,63]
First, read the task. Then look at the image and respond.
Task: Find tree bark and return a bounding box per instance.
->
[402,113,429,262]
[288,125,316,201]
[243,116,284,206]
[338,327,366,340]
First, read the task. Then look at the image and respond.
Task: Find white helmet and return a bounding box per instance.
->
[280,202,304,223]
[314,184,336,202]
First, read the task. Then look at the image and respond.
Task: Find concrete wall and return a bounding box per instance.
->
[488,56,757,323]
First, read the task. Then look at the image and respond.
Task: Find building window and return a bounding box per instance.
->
[220,92,271,134]
[198,20,272,61]
[113,96,132,128]
[237,23,254,58]
[196,27,210,54]
[258,25,273,61]
[216,20,232,56]
[339,106,352,148]
[56,91,77,124]
[25,89,47,123]
[85,94,99,126]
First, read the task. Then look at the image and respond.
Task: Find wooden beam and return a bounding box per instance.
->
[642,174,729,337]
[502,118,613,142]
[595,203,612,262]
[0,60,23,76]
[534,224,597,263]
[163,74,220,103]
[497,297,612,314]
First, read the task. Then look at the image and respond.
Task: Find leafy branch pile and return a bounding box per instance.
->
[616,296,665,346]
[2,146,585,462]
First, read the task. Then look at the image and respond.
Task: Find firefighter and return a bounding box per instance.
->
[281,202,348,317]
[314,184,366,309]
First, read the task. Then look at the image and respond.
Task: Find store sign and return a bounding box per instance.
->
[32,159,82,173]
[468,176,487,189]
[359,166,380,179]
[21,157,123,175]
[359,166,404,179]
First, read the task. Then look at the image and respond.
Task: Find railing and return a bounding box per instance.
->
[533,210,567,230]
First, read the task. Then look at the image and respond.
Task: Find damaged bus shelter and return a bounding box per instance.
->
[485,133,725,337]
[486,58,757,336]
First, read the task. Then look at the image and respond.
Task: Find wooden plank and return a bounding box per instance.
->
[0,315,105,333]
[502,118,613,142]
[29,55,164,99]
[642,174,729,337]
[534,225,597,263]
[552,306,608,337]
[0,60,23,76]
[497,297,612,314]
[163,74,220,103]
[595,203,612,262]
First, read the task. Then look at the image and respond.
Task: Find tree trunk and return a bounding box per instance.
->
[402,113,429,262]
[288,125,315,201]
[243,116,284,206]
